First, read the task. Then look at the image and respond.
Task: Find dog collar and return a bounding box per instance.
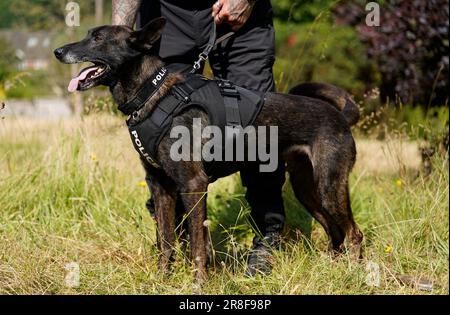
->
[118,66,169,116]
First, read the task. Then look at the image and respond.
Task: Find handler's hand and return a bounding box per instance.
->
[212,0,256,31]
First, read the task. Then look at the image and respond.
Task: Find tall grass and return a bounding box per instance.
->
[0,115,447,294]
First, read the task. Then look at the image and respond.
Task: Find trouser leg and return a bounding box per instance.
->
[209,1,285,236]
[241,163,286,236]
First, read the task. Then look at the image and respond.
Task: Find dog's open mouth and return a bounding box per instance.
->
[68,62,110,92]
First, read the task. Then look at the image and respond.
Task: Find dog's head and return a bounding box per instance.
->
[54,17,166,92]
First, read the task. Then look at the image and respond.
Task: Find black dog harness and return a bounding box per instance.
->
[121,67,265,180]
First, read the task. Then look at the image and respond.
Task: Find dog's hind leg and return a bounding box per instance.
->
[319,178,363,259]
[342,184,364,259]
[312,138,363,258]
[286,152,345,251]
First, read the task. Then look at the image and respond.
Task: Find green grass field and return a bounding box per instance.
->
[0,115,448,295]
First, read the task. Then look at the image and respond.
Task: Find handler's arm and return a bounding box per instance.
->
[112,0,142,26]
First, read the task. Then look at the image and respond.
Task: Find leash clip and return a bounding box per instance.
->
[193,59,202,71]
[192,51,209,72]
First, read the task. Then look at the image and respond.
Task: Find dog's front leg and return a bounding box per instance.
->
[179,178,209,283]
[146,171,177,274]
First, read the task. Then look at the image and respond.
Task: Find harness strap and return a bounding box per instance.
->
[150,95,182,128]
[172,76,209,102]
[149,76,208,129]
[218,80,241,126]
[118,67,169,116]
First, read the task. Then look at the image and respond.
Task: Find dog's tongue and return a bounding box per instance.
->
[68,67,99,92]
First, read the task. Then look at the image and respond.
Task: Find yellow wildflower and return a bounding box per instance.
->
[385,245,393,253]
[138,181,147,187]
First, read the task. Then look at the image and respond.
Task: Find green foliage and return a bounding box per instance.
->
[272,0,339,23]
[273,19,379,96]
[0,0,16,28]
[0,0,65,30]
[0,38,18,83]
[388,106,449,142]
[5,71,54,99]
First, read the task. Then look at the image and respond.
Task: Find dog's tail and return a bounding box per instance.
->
[289,82,360,126]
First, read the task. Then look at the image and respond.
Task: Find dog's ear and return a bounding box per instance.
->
[128,17,166,52]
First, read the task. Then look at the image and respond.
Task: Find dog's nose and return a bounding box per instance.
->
[54,48,64,59]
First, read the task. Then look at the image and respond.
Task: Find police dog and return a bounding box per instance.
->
[54,18,363,282]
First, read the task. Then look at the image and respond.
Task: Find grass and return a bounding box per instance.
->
[0,115,448,295]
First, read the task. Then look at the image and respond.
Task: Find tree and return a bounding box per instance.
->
[7,0,66,30]
[334,0,449,106]
[0,38,19,99]
[0,38,18,83]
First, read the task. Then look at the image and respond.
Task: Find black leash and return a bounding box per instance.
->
[190,22,235,73]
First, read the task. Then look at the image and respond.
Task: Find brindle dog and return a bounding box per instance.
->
[54,18,363,282]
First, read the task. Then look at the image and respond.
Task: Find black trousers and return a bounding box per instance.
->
[140,0,285,235]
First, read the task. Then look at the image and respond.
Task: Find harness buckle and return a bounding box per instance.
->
[218,80,234,89]
[172,86,191,103]
[218,80,240,98]
[222,87,240,98]
[198,52,209,61]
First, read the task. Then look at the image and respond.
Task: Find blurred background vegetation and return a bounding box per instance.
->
[0,0,448,129]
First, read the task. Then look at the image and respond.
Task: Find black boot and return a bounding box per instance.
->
[241,163,286,277]
[245,231,281,277]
